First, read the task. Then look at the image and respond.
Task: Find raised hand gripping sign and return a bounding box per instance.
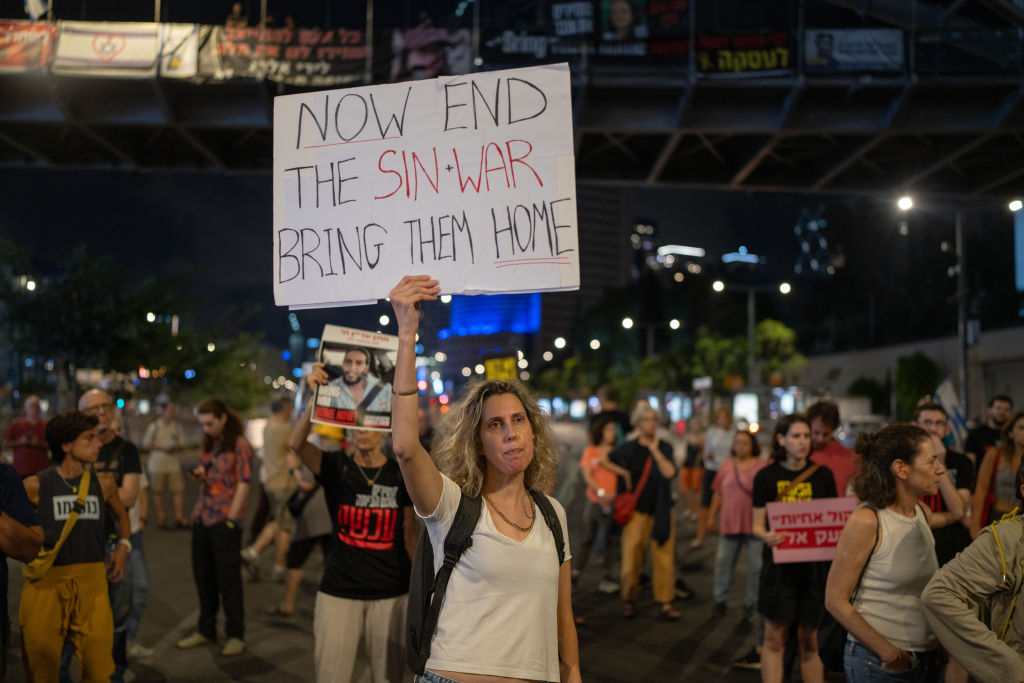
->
[273,63,580,309]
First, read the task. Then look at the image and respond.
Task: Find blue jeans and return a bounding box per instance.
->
[419,672,462,683]
[125,529,150,643]
[712,533,763,607]
[844,639,939,683]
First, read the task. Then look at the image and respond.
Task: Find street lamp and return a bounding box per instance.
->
[1010,199,1023,213]
[713,281,793,388]
[897,195,914,211]
[621,317,634,329]
[553,337,566,349]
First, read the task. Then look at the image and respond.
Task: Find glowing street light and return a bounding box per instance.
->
[25,280,36,291]
[897,195,914,211]
[553,337,566,349]
[712,280,725,292]
[146,312,156,323]
[1010,199,1023,213]
[621,317,634,329]
[779,282,792,295]
[474,364,485,375]
[669,319,681,330]
[207,342,216,352]
[543,351,553,361]
[440,295,452,304]
[589,339,601,350]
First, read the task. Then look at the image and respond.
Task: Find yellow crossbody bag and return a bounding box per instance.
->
[23,469,91,582]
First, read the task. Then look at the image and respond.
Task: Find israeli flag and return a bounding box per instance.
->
[25,0,47,21]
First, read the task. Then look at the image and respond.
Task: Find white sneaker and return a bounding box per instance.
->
[597,579,619,594]
[127,641,154,659]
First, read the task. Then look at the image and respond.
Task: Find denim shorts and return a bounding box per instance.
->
[418,672,462,683]
[844,639,939,683]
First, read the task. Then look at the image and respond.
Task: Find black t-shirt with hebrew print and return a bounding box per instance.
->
[752,460,837,566]
[316,450,413,600]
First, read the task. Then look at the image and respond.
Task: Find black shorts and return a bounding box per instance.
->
[701,468,717,508]
[757,555,828,626]
[286,535,331,570]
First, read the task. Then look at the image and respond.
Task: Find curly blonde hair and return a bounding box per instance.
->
[433,379,558,497]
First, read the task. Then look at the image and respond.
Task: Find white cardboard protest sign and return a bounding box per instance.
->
[273,63,579,309]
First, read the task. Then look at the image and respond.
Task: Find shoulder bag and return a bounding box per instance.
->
[613,448,653,526]
[24,468,91,582]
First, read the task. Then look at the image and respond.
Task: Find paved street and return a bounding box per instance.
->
[2,464,803,682]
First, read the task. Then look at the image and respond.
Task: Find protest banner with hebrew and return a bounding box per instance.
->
[0,22,56,73]
[272,62,579,309]
[766,497,858,564]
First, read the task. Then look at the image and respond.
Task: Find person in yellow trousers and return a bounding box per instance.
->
[19,410,131,682]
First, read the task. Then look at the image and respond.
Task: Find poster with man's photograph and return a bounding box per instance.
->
[312,325,399,432]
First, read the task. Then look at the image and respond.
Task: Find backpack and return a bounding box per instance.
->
[406,488,566,675]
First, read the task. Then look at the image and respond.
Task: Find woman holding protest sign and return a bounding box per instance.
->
[824,425,962,682]
[389,274,580,683]
[751,414,837,683]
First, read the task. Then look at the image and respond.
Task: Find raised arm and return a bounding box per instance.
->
[389,275,443,515]
[928,469,966,528]
[290,366,326,476]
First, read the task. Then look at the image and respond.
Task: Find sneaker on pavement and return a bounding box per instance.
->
[271,565,287,583]
[675,578,694,601]
[733,647,761,670]
[221,637,246,656]
[240,548,260,581]
[597,579,619,594]
[176,632,212,650]
[127,641,154,658]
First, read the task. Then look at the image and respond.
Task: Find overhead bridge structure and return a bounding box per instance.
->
[2,1,1024,200]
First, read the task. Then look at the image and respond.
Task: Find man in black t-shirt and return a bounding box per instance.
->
[78,389,142,683]
[966,394,1013,465]
[916,403,974,566]
[292,363,417,682]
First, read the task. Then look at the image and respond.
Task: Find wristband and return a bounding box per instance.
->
[394,388,418,396]
[118,538,132,553]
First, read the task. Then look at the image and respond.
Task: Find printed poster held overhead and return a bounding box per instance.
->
[273,63,579,309]
[312,325,398,432]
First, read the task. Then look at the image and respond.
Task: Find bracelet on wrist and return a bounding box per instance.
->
[394,388,418,396]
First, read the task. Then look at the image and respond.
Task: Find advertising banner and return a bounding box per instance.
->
[766,497,858,564]
[805,28,903,72]
[272,63,580,309]
[0,21,56,73]
[52,21,159,78]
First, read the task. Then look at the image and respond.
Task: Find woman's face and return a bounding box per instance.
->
[777,421,811,460]
[479,393,534,477]
[1009,417,1024,449]
[733,433,753,459]
[198,411,227,438]
[601,422,617,446]
[715,410,731,429]
[610,0,633,32]
[64,427,101,463]
[902,436,946,495]
[352,429,383,453]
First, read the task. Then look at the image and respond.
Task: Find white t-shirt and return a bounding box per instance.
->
[143,420,184,475]
[420,474,571,681]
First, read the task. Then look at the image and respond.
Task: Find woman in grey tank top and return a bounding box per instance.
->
[971,412,1024,535]
[825,424,964,682]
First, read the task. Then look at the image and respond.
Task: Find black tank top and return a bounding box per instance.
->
[37,467,107,565]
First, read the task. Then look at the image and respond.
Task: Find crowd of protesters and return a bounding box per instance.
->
[2,344,1024,681]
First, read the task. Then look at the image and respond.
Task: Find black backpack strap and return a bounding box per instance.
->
[407,492,481,675]
[529,489,565,566]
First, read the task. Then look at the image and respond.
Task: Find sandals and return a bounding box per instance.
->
[658,603,681,621]
[622,601,636,619]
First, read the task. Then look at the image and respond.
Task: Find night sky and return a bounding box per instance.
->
[2,165,1018,354]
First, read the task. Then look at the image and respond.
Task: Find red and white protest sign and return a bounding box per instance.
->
[766,497,858,564]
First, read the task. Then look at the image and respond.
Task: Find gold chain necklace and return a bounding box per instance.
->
[485,492,535,532]
[351,455,383,487]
